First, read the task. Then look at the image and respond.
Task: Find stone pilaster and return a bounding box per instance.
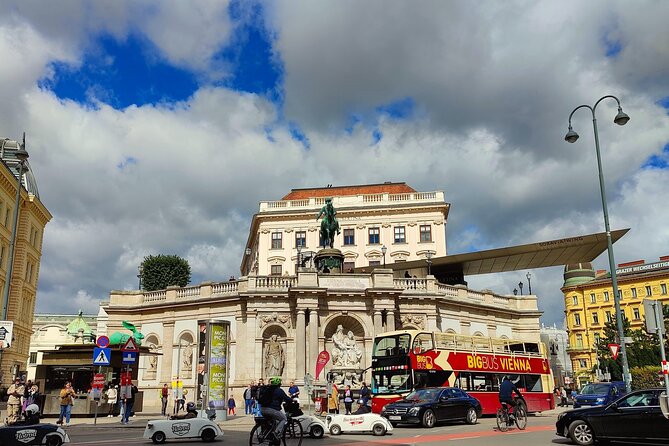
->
[373,311,383,336]
[308,310,319,377]
[295,310,306,378]
[386,310,395,332]
[160,322,175,382]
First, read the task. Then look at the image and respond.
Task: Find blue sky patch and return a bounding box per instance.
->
[372,129,382,145]
[376,97,415,119]
[117,156,138,170]
[604,39,622,57]
[657,96,669,112]
[39,34,199,109]
[288,122,310,149]
[641,143,669,170]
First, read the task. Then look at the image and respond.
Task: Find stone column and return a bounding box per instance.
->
[161,322,175,382]
[308,310,319,378]
[373,311,383,336]
[296,310,306,379]
[386,310,395,332]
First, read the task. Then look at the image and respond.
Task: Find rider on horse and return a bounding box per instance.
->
[316,198,340,249]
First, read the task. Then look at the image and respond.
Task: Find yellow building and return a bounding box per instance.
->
[0,137,52,388]
[562,258,669,385]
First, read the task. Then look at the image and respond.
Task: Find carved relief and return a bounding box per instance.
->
[259,312,292,328]
[400,314,425,329]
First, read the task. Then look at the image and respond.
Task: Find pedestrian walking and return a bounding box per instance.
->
[560,386,568,407]
[57,382,76,426]
[244,384,254,415]
[227,394,236,415]
[343,385,353,415]
[359,382,370,408]
[160,383,169,416]
[6,377,25,425]
[106,384,118,417]
[328,384,339,414]
[121,383,138,425]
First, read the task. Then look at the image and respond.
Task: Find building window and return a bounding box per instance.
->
[368,227,380,244]
[574,313,581,326]
[576,334,583,347]
[604,291,610,302]
[0,245,4,269]
[369,260,381,268]
[633,307,640,320]
[592,312,599,325]
[394,226,406,243]
[590,293,596,303]
[631,287,637,298]
[270,265,282,276]
[662,283,667,295]
[29,352,37,364]
[342,261,355,273]
[271,232,282,249]
[295,231,306,248]
[572,296,578,306]
[4,207,10,228]
[594,333,601,345]
[343,229,355,245]
[579,359,588,369]
[645,285,652,296]
[419,225,432,242]
[606,311,612,323]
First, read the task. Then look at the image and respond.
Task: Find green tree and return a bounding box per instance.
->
[140,254,191,291]
[596,315,661,381]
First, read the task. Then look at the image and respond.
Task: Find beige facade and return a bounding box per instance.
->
[0,138,52,388]
[242,183,449,276]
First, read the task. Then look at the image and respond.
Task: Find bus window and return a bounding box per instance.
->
[373,333,411,357]
[521,374,542,392]
[372,369,412,394]
[412,333,434,354]
[415,370,452,388]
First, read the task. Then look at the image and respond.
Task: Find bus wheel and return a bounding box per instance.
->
[421,409,436,428]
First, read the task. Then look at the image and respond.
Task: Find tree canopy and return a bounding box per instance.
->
[140,254,191,291]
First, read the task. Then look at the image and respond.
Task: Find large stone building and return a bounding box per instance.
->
[562,257,669,384]
[0,137,52,388]
[102,183,548,412]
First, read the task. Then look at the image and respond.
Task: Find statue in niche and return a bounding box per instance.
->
[331,325,362,368]
[264,334,285,378]
[344,330,363,367]
[181,344,193,378]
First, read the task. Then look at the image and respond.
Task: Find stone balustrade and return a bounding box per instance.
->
[259,190,445,212]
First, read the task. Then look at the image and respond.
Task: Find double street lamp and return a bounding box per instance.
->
[564,94,631,392]
[425,251,434,276]
[526,272,532,294]
[1,136,29,321]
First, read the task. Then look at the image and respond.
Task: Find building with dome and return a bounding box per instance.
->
[0,136,52,388]
[561,257,669,385]
[101,182,624,412]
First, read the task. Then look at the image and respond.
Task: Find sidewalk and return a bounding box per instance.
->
[36,412,262,429]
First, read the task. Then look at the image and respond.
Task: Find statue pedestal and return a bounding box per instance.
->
[314,249,344,273]
[328,368,364,389]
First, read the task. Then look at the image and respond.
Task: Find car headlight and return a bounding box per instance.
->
[596,397,606,403]
[408,407,420,416]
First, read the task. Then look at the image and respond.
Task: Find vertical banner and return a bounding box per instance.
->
[315,350,330,379]
[196,323,207,407]
[208,321,230,414]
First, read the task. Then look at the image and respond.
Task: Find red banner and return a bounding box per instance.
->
[315,350,330,379]
[92,373,105,389]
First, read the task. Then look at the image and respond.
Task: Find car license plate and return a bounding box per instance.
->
[389,416,402,421]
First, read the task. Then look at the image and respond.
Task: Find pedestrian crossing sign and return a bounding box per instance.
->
[93,347,111,365]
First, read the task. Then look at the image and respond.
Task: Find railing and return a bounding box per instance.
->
[467,290,485,301]
[212,281,239,294]
[176,286,200,299]
[144,290,167,302]
[437,283,458,297]
[255,275,297,288]
[393,278,427,290]
[493,296,510,305]
[259,191,444,212]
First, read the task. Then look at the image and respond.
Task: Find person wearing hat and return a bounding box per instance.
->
[6,377,25,425]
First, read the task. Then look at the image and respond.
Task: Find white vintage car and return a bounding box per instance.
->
[325,413,394,436]
[143,417,223,444]
[295,414,327,438]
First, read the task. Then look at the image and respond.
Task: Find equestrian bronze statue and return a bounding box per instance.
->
[316,198,340,249]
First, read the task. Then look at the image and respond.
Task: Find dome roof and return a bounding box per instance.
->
[563,262,596,287]
[1,137,40,199]
[66,310,93,337]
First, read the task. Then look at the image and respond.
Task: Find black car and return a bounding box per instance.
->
[380,387,482,428]
[556,388,669,445]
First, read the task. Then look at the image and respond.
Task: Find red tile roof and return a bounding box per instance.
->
[282,182,417,200]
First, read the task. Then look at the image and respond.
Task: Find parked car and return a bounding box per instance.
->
[556,388,669,445]
[325,413,393,436]
[380,387,481,428]
[143,417,223,444]
[572,381,626,408]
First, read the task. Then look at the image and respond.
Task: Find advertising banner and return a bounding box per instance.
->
[0,320,13,349]
[208,322,229,411]
[315,350,330,379]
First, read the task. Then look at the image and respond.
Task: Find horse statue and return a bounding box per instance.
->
[109,320,145,346]
[316,197,340,249]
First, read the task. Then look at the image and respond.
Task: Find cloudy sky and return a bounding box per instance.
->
[1,1,668,327]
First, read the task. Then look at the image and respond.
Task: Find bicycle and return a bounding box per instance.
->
[249,404,303,446]
[496,401,527,432]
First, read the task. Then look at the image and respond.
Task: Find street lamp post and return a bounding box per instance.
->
[381,245,387,267]
[296,244,302,273]
[518,281,524,296]
[137,265,144,290]
[1,137,29,321]
[564,94,632,392]
[526,272,532,294]
[425,251,433,276]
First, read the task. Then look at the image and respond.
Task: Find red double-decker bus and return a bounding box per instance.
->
[371,330,555,415]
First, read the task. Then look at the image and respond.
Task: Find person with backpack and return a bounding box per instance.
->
[244,384,253,415]
[258,376,293,446]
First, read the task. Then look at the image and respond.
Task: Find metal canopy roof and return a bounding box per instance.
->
[374,229,630,276]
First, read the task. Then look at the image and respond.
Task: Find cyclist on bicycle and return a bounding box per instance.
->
[499,376,522,419]
[258,376,293,445]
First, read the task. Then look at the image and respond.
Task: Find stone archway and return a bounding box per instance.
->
[262,325,287,379]
[323,316,366,371]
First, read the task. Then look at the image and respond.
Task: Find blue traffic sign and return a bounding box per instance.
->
[122,351,137,364]
[93,347,111,365]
